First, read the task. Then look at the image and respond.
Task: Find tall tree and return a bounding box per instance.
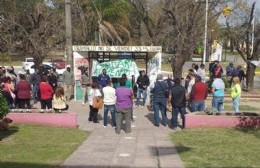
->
[226,2,260,91]
[91,0,132,45]
[153,0,226,78]
[1,0,64,67]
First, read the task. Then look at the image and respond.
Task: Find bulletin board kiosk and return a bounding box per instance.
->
[72,45,162,101]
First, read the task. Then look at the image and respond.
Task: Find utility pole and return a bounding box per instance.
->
[202,0,208,64]
[65,0,73,71]
[251,10,255,56]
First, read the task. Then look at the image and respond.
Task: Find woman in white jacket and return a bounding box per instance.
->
[88,82,102,123]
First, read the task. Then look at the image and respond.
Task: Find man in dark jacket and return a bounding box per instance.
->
[135,70,150,108]
[171,78,186,130]
[29,70,41,104]
[153,74,169,127]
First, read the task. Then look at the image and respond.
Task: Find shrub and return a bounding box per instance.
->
[0,93,9,119]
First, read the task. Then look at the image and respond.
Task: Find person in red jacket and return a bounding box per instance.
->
[189,75,208,112]
[39,75,54,110]
[15,74,32,109]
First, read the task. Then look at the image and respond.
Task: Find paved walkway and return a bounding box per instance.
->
[60,100,184,168]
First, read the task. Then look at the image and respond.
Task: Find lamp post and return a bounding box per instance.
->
[65,0,73,71]
[202,0,208,65]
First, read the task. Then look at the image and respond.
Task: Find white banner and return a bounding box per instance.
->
[92,59,139,78]
[147,52,162,86]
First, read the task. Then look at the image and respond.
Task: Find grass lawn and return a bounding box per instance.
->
[171,128,260,168]
[0,124,90,168]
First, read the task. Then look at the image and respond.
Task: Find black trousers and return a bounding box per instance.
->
[89,105,98,122]
[40,99,52,109]
[19,98,31,109]
[54,104,69,112]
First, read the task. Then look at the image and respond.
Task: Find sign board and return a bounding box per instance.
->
[73,45,162,52]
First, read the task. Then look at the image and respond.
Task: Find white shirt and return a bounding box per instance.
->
[103,86,116,105]
[88,88,102,106]
[187,77,195,95]
[197,68,206,82]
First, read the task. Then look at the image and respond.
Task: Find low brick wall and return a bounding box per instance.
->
[185,114,238,128]
[7,112,78,128]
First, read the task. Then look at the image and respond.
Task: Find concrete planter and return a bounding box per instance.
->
[185,112,260,129]
[7,112,77,128]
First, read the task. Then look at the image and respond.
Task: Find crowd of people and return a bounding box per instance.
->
[0,66,74,112]
[0,61,245,133]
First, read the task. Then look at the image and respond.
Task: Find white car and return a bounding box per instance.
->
[22,57,34,70]
[27,63,66,75]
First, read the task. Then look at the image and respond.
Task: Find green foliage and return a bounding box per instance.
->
[0,124,90,167]
[0,53,11,63]
[172,128,260,167]
[0,93,9,119]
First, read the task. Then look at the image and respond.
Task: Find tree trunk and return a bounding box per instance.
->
[171,52,186,79]
[246,62,256,92]
[230,38,234,53]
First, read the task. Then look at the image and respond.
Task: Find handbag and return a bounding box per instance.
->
[93,90,103,109]
[93,97,103,109]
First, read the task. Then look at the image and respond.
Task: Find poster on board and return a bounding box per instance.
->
[92,59,139,78]
[73,51,89,101]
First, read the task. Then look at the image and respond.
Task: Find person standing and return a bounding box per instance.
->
[117,74,134,121]
[231,77,241,112]
[226,62,234,86]
[88,82,102,123]
[103,81,116,128]
[80,70,91,106]
[29,70,41,104]
[48,69,58,92]
[62,67,74,101]
[116,74,132,88]
[197,64,206,82]
[211,76,225,112]
[115,80,134,134]
[171,78,186,130]
[135,70,150,108]
[214,61,223,78]
[0,83,14,109]
[164,74,174,111]
[189,76,208,112]
[153,74,168,127]
[15,74,32,109]
[97,69,110,89]
[39,75,54,111]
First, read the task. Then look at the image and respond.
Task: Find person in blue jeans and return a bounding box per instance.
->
[135,70,150,108]
[170,78,186,129]
[211,76,225,112]
[152,74,168,127]
[102,81,116,128]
